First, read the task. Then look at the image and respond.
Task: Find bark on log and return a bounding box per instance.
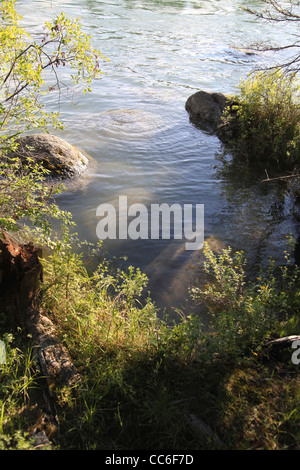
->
[0,231,42,325]
[26,307,81,390]
[266,335,300,348]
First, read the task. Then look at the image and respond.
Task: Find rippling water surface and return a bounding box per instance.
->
[19,0,299,312]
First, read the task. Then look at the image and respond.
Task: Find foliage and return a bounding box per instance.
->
[0,160,74,234]
[222,69,300,171]
[38,234,217,449]
[0,0,105,237]
[36,232,300,450]
[1,227,299,449]
[0,0,299,452]
[0,333,41,449]
[190,245,247,310]
[41,231,161,359]
[0,0,104,150]
[190,237,300,359]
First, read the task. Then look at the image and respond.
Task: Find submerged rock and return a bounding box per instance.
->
[8,133,89,179]
[185,90,238,143]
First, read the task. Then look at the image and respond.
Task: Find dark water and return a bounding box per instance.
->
[19,0,299,313]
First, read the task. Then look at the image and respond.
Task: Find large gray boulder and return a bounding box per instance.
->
[8,134,88,178]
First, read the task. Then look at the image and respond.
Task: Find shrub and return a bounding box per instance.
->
[223,69,300,171]
[190,238,300,359]
[0,0,105,239]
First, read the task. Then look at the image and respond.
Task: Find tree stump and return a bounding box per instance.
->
[0,231,81,387]
[0,231,81,442]
[0,231,42,326]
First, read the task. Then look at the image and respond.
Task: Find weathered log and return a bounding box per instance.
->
[23,308,82,443]
[26,307,81,390]
[266,335,300,348]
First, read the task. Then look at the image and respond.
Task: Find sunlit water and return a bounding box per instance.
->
[19,0,300,313]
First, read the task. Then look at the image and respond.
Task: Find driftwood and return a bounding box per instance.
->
[26,307,81,391]
[24,306,82,446]
[266,335,300,348]
[261,335,300,363]
[261,173,300,183]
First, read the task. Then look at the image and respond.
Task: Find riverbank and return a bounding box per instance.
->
[1,230,299,450]
[1,0,300,451]
[1,70,300,452]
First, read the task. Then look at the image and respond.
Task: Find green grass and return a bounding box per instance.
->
[0,331,49,449]
[0,232,299,450]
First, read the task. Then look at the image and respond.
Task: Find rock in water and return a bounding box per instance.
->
[185,91,229,130]
[185,90,239,143]
[8,134,88,178]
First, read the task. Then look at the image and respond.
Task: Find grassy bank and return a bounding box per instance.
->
[0,233,299,450]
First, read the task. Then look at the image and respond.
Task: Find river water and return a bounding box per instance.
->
[19,0,299,313]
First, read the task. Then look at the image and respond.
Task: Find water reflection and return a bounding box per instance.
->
[212,156,297,272]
